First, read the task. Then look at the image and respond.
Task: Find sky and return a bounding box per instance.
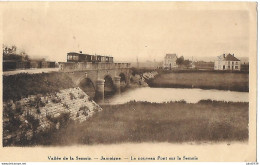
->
[3,2,250,62]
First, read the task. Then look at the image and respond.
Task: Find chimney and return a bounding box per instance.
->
[223,54,226,58]
[232,54,234,56]
[79,51,82,54]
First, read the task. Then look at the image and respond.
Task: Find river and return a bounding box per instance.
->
[105,87,249,104]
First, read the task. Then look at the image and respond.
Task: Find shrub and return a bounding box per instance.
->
[26,114,40,131]
[69,93,76,100]
[15,101,23,115]
[79,106,89,112]
[79,94,85,99]
[51,96,61,103]
[63,103,69,109]
[36,108,41,114]
[47,115,58,123]
[28,95,46,108]
[47,112,71,127]
[79,106,90,116]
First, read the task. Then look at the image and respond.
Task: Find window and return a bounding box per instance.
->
[236,62,238,65]
[235,66,238,69]
[73,55,79,60]
[232,62,234,65]
[68,55,73,60]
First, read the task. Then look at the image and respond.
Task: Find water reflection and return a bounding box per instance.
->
[106,87,249,105]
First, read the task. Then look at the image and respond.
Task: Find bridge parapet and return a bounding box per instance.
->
[58,62,131,72]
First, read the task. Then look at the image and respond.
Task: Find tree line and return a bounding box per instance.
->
[3,44,46,62]
[176,56,192,68]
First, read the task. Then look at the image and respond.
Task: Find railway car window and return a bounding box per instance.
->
[68,55,73,60]
[73,56,79,60]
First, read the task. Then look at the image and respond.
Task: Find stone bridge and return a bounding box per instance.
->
[59,62,131,101]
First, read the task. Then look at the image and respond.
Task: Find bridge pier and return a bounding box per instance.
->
[114,76,121,94]
[96,79,105,102]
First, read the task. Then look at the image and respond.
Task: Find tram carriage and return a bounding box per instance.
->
[67,52,113,63]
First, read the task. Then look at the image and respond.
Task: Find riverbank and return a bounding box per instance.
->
[35,100,248,145]
[146,71,249,92]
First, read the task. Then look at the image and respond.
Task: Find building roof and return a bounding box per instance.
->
[165,54,177,59]
[68,52,79,54]
[223,54,240,61]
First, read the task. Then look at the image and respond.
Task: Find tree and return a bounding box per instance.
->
[3,45,17,55]
[19,50,30,61]
[176,56,184,65]
[183,60,191,68]
[24,55,30,61]
[11,45,17,54]
[3,45,30,61]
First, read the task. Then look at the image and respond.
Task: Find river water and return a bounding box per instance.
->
[105,87,249,105]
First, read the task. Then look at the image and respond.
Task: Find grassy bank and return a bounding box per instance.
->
[3,72,76,101]
[147,72,248,92]
[34,100,248,145]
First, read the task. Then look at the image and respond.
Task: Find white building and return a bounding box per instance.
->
[214,54,241,71]
[163,54,177,69]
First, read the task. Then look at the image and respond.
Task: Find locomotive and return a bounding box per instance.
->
[67,51,114,63]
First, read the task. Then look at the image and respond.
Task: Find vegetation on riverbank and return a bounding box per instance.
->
[3,72,76,101]
[28,100,248,146]
[146,72,248,92]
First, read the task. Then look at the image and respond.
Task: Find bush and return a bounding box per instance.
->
[47,112,71,127]
[26,114,40,131]
[69,93,76,100]
[79,106,90,116]
[51,96,61,103]
[15,101,23,115]
[79,94,85,99]
[63,103,69,109]
[36,108,41,114]
[28,95,46,108]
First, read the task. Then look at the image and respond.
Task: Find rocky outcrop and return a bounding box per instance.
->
[3,87,102,146]
[129,71,158,87]
[142,71,158,80]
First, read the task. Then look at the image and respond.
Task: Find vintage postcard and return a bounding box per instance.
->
[0,1,257,162]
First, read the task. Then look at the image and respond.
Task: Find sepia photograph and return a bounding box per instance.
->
[0,1,257,163]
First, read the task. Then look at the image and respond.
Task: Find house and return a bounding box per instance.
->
[214,54,241,71]
[39,61,49,68]
[163,54,177,69]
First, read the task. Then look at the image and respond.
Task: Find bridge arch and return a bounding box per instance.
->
[78,77,96,99]
[119,73,126,83]
[104,75,116,97]
[119,72,127,90]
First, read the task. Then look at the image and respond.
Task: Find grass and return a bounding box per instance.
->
[147,72,248,92]
[3,72,76,101]
[35,101,248,145]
